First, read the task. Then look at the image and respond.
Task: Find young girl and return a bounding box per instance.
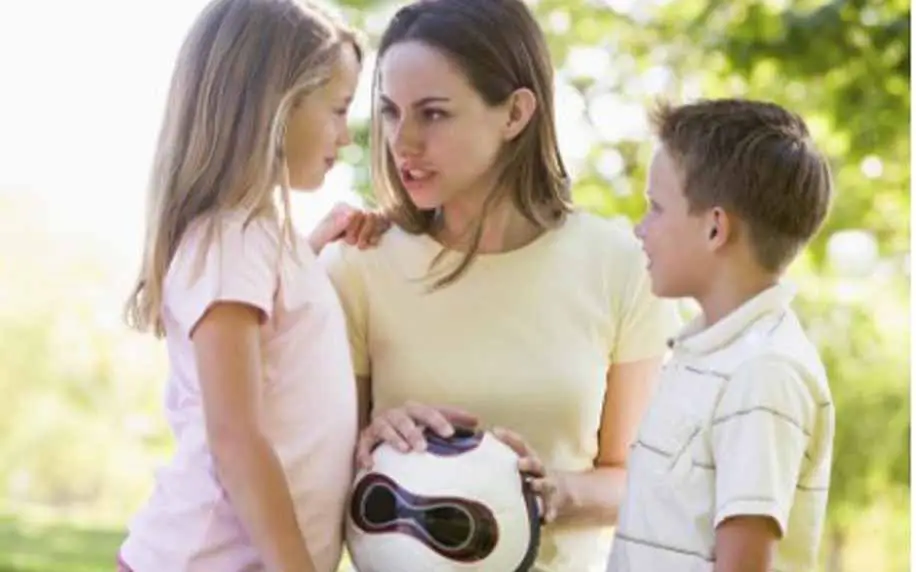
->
[119,1,381,570]
[322,0,680,570]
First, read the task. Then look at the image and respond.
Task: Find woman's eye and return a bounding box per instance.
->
[423,108,447,121]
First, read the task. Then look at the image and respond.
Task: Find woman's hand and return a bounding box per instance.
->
[308,202,391,254]
[356,401,479,469]
[493,426,569,524]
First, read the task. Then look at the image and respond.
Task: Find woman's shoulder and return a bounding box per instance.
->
[320,224,434,277]
[558,210,644,263]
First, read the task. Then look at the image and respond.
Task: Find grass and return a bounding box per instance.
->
[0,515,124,572]
[0,496,908,572]
[0,512,357,572]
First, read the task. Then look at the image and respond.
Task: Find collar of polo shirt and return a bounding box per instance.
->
[668,283,797,356]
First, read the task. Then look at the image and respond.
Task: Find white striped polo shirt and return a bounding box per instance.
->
[607,283,834,572]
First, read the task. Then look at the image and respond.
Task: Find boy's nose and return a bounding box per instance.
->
[634,220,646,240]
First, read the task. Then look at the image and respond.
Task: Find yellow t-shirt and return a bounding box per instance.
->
[322,211,680,572]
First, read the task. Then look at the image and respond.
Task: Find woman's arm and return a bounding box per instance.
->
[194,302,315,572]
[552,357,662,526]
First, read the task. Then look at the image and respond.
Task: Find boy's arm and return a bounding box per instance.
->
[714,515,780,572]
[712,357,817,572]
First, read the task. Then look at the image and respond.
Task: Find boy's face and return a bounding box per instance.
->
[635,146,713,298]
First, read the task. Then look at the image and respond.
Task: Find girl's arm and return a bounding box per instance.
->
[193,302,315,572]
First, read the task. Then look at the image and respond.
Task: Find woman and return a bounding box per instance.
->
[323,0,680,569]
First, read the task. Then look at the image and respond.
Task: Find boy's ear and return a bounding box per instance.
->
[706,207,731,250]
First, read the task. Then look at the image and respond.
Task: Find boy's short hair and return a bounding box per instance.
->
[649,98,833,272]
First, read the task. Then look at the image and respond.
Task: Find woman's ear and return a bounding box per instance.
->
[502,88,537,141]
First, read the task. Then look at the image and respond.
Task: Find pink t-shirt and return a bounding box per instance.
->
[120,211,358,572]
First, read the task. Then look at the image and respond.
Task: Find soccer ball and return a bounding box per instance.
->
[345,427,541,572]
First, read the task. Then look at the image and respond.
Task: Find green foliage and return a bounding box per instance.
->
[793,275,910,531]
[0,0,908,570]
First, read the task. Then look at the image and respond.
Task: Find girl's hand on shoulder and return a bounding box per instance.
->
[308,202,391,254]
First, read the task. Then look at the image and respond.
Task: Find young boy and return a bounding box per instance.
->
[606,99,835,572]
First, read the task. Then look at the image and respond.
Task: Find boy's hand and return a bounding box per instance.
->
[308,203,391,254]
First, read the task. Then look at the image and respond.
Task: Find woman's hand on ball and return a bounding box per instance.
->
[356,402,479,469]
[492,427,568,525]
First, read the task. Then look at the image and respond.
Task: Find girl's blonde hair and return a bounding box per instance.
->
[125,0,361,336]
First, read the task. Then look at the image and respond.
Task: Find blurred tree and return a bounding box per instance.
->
[0,191,170,522]
[0,1,907,570]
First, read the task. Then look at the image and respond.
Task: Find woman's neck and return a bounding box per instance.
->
[436,195,543,254]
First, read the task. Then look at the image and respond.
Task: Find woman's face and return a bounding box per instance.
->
[377,41,513,210]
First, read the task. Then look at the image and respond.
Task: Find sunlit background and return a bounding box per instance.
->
[0,1,909,571]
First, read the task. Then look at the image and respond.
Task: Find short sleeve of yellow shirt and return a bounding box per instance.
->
[321,211,681,572]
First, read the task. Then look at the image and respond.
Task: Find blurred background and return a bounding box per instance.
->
[0,0,909,570]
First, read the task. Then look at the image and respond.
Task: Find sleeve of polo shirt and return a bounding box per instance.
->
[711,357,817,536]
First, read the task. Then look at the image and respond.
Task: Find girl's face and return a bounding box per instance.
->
[284,44,361,191]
